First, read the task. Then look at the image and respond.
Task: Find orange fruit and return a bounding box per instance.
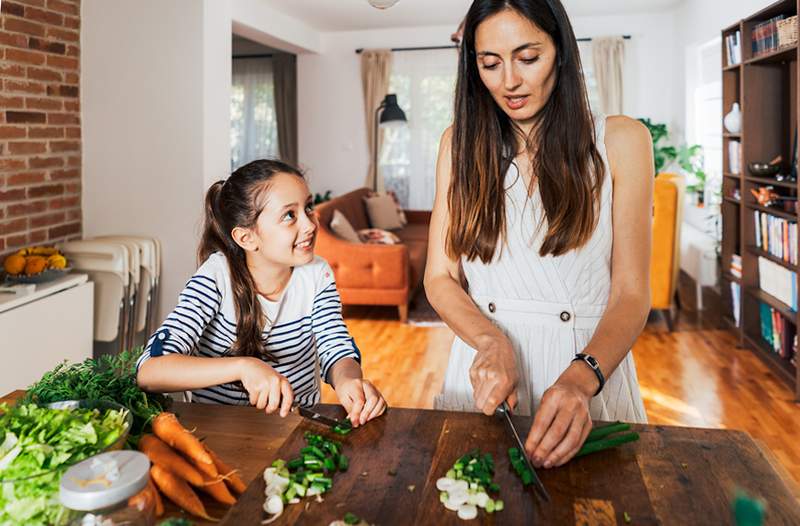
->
[3,254,26,275]
[24,256,47,275]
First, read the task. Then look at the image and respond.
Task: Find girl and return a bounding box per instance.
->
[425,0,653,468]
[137,159,386,427]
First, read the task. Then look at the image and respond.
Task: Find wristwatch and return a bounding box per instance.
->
[572,353,605,397]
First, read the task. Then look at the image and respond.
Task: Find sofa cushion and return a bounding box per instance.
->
[364,193,404,230]
[358,228,400,244]
[330,210,362,243]
[317,188,372,232]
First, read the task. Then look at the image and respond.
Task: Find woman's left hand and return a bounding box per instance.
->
[334,378,387,428]
[523,370,593,468]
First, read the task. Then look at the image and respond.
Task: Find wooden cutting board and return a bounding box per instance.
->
[222,407,656,525]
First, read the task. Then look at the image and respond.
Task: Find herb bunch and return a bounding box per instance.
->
[21,348,169,438]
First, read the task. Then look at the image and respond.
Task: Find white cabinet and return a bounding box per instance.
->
[0,275,93,395]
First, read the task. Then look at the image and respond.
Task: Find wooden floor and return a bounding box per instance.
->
[323,301,800,488]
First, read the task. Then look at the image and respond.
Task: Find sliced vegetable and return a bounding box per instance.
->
[438,449,503,521]
[332,418,353,435]
[263,432,349,521]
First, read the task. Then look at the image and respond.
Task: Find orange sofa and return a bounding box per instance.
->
[315,188,430,322]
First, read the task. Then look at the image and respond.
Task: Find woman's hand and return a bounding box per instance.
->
[470,335,520,415]
[524,363,595,468]
[334,378,387,427]
[238,357,294,417]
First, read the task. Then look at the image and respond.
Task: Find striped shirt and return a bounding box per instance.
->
[136,253,361,407]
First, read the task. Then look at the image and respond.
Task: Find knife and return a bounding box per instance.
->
[296,406,342,428]
[496,401,551,502]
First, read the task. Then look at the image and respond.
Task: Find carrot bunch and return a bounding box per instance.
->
[128,412,247,521]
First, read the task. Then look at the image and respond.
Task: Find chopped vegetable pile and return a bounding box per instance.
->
[437,449,504,520]
[22,348,169,440]
[0,403,130,526]
[263,432,350,523]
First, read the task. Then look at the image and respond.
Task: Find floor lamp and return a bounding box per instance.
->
[373,94,407,192]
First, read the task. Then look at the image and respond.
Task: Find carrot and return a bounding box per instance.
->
[139,434,205,487]
[198,472,237,505]
[150,465,217,521]
[127,484,156,515]
[206,446,247,495]
[148,477,164,517]
[152,412,217,478]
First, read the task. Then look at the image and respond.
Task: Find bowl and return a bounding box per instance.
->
[0,400,132,483]
[3,266,72,284]
[748,162,781,177]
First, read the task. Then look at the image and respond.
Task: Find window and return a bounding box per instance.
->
[379,49,458,210]
[230,58,278,170]
[577,41,602,113]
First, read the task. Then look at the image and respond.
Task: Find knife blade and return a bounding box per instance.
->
[497,401,550,502]
[297,406,342,428]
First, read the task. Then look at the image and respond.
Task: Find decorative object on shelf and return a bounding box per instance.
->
[748,157,781,178]
[367,0,400,8]
[777,15,798,49]
[372,94,407,191]
[750,186,781,207]
[723,102,741,134]
[728,140,742,174]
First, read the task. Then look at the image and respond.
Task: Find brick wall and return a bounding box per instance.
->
[0,0,81,256]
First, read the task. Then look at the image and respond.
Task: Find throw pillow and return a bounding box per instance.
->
[358,228,401,245]
[364,193,404,230]
[386,190,408,226]
[330,209,361,243]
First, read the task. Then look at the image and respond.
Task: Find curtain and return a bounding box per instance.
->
[273,52,298,165]
[380,48,457,210]
[360,49,393,191]
[592,36,625,115]
[231,58,278,170]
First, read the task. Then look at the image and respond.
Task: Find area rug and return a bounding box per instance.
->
[408,291,446,327]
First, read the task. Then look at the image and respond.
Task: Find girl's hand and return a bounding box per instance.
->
[237,357,294,417]
[470,334,520,415]
[524,363,594,468]
[334,378,387,427]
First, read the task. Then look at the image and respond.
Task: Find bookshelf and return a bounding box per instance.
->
[721,0,800,400]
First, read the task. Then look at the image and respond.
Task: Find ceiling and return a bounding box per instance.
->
[262,0,683,32]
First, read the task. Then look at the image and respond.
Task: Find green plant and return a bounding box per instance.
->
[676,144,707,199]
[638,118,677,174]
[314,191,332,205]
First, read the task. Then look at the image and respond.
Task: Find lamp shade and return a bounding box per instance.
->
[367,0,400,9]
[379,94,407,125]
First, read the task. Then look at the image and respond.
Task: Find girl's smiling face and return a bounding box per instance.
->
[235,172,318,268]
[474,7,558,129]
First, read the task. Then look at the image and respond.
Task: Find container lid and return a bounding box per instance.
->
[59,450,149,511]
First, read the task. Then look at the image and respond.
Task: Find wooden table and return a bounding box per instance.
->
[2,392,797,525]
[172,402,800,525]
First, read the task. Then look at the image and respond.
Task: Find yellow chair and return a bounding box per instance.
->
[650,173,685,331]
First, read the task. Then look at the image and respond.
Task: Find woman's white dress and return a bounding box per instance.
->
[434,115,648,423]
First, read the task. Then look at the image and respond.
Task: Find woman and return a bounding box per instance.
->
[425,0,653,470]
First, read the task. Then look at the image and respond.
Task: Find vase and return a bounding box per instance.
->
[724,103,741,134]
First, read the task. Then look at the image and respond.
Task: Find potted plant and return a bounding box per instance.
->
[676,144,707,206]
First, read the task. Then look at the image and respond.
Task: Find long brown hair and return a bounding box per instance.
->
[448,0,605,262]
[199,159,305,359]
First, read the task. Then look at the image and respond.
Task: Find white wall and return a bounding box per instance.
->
[297,11,680,197]
[82,0,231,321]
[298,25,455,198]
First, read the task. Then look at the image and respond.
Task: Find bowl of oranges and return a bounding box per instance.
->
[2,246,71,284]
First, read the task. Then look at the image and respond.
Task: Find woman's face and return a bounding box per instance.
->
[474,8,558,128]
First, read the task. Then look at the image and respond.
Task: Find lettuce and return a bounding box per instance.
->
[0,404,129,525]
